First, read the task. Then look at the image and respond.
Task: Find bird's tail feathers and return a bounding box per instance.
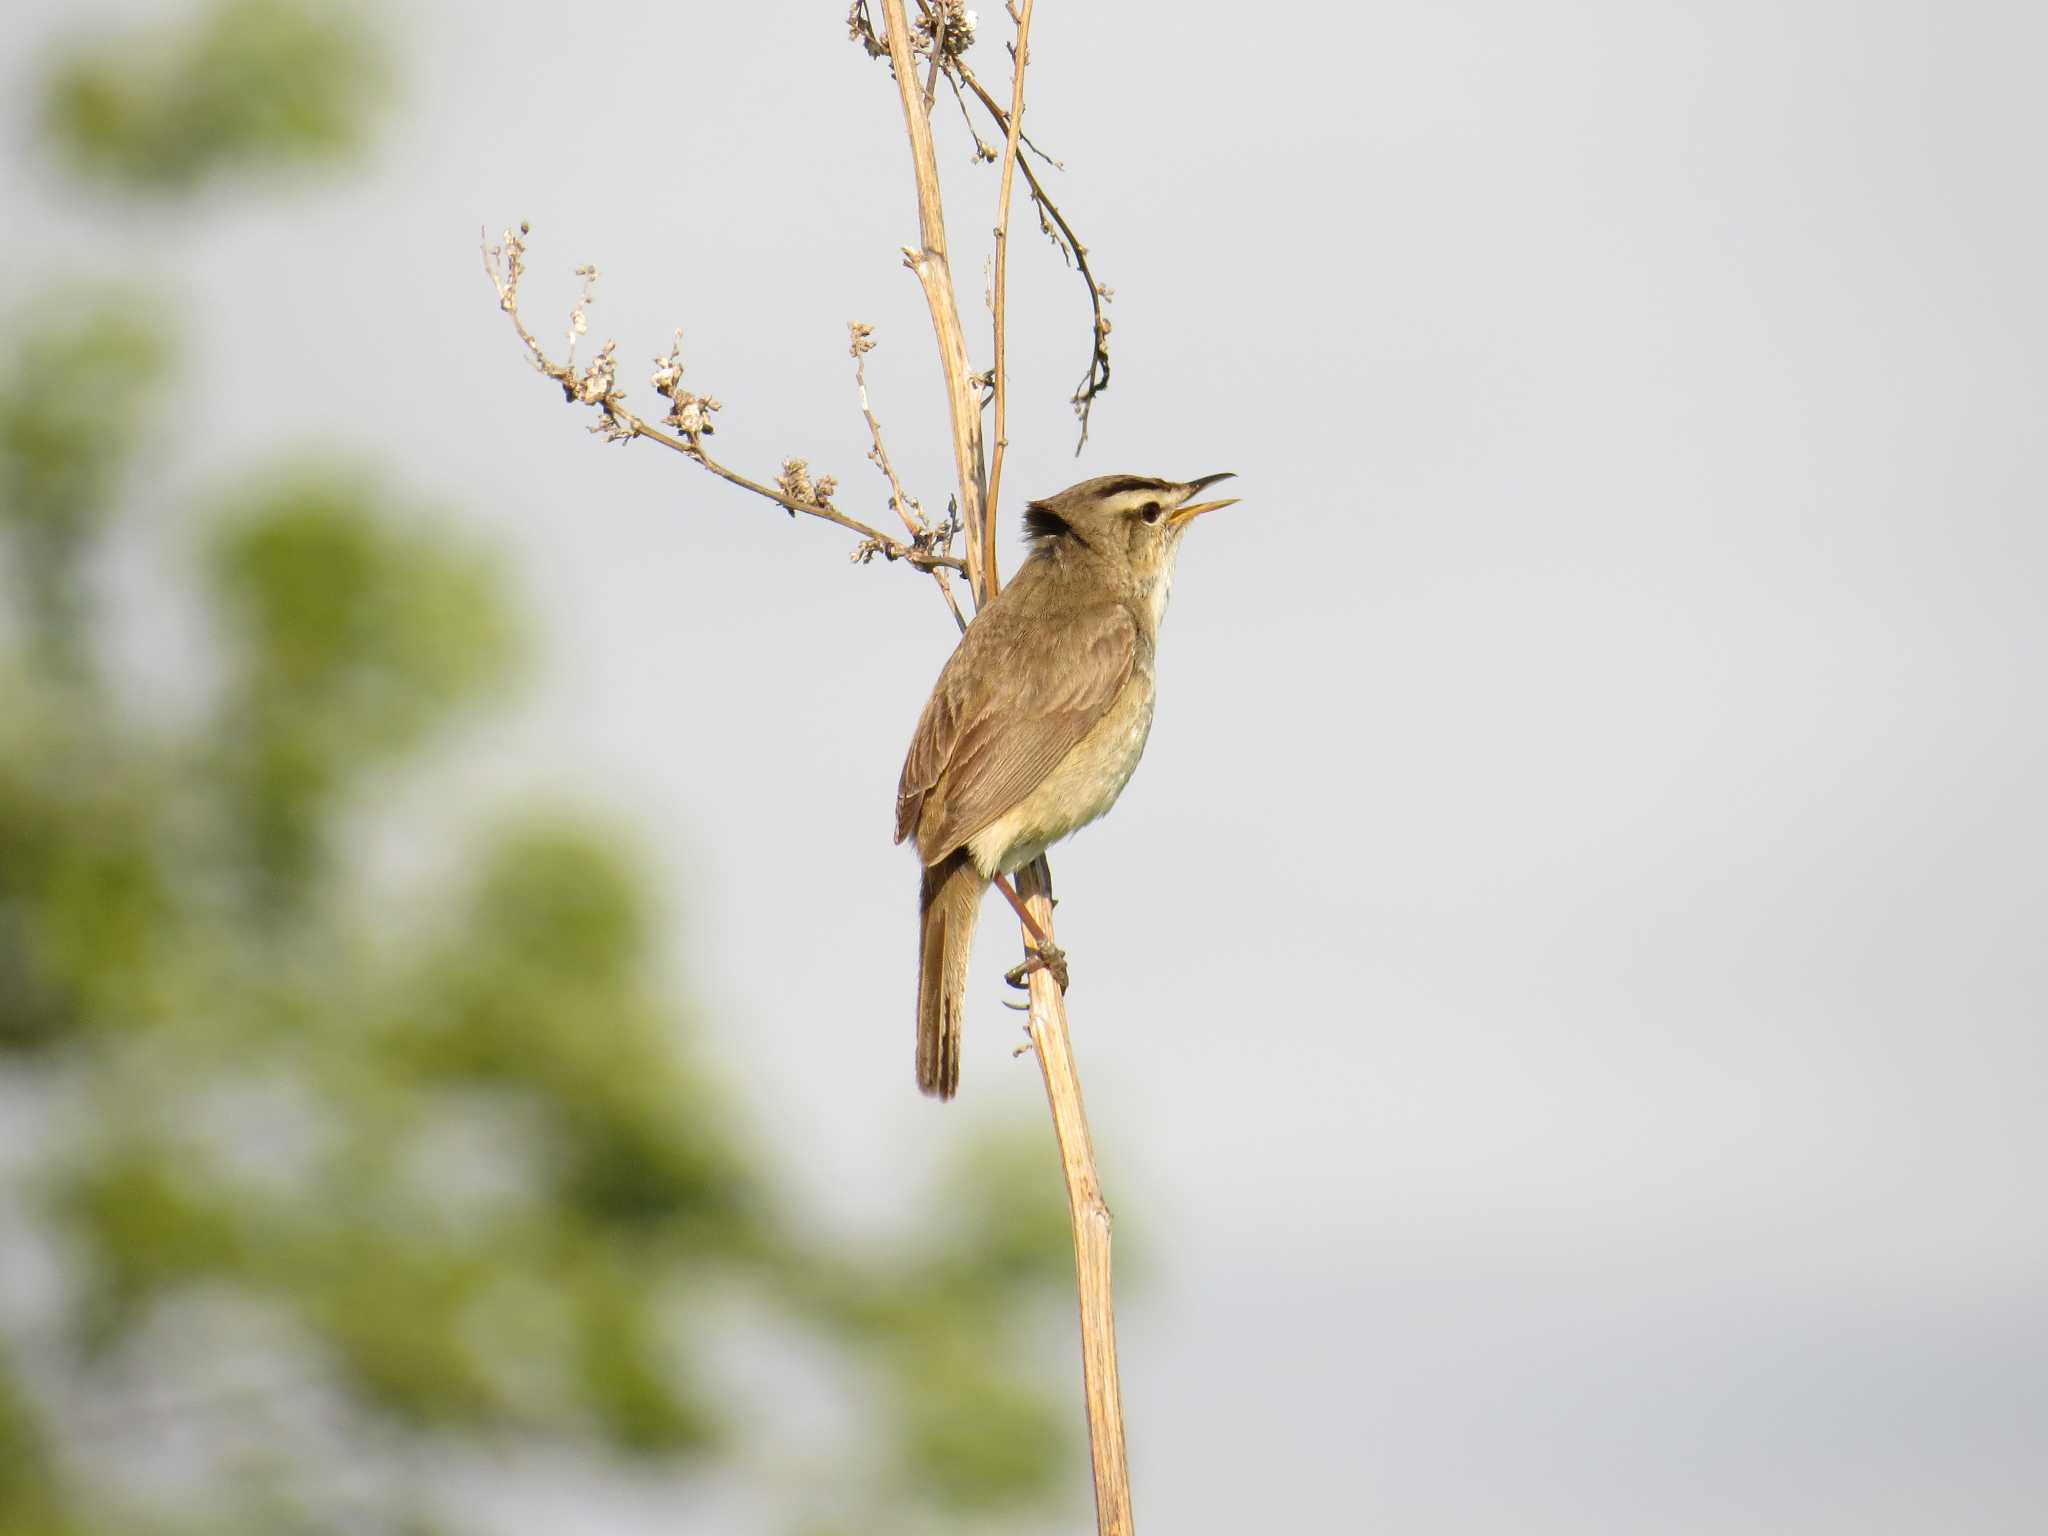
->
[916,850,982,1099]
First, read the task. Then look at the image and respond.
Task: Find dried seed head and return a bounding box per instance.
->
[651,330,688,396]
[778,457,817,508]
[846,1,887,58]
[570,340,618,405]
[917,2,977,58]
[649,330,721,439]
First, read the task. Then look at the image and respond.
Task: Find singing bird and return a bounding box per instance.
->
[894,472,1239,1098]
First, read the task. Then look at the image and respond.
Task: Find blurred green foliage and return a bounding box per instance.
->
[0,1345,80,1536]
[210,474,519,895]
[2,4,1087,1534]
[0,299,169,679]
[43,0,384,189]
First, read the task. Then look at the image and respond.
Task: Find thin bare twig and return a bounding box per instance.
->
[920,0,1064,170]
[921,4,944,112]
[481,227,965,577]
[952,57,1114,452]
[851,321,968,632]
[943,69,999,161]
[985,0,1036,551]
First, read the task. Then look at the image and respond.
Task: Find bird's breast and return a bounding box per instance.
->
[967,670,1158,878]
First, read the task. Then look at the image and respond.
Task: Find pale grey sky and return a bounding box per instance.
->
[5,1,2045,1531]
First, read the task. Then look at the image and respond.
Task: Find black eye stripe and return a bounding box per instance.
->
[1092,475,1173,498]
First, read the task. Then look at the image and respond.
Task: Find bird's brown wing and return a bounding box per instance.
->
[895,596,1137,858]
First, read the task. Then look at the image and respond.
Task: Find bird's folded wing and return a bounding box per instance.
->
[895,601,1137,856]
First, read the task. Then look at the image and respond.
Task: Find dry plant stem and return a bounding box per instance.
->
[1018,855,1133,1536]
[879,0,994,606]
[882,9,1134,1528]
[985,0,1037,539]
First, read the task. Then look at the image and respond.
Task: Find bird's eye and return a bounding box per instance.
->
[1139,502,1163,524]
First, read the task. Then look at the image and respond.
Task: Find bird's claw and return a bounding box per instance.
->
[1004,943,1069,994]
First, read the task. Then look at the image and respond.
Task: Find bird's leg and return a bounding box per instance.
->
[991,871,1051,946]
[993,871,1069,993]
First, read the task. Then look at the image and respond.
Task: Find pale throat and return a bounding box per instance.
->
[1140,542,1183,632]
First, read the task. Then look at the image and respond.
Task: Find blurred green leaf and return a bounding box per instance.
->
[0,296,168,541]
[896,1336,1066,1512]
[404,822,761,1243]
[0,732,179,1050]
[58,1132,249,1340]
[44,0,385,189]
[564,1248,719,1454]
[0,1349,75,1535]
[467,824,647,992]
[291,1217,504,1427]
[209,471,517,892]
[944,1131,1075,1290]
[0,296,169,675]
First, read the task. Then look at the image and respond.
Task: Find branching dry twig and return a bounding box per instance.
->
[952,54,1115,451]
[862,0,1114,454]
[943,70,1000,162]
[481,225,964,578]
[851,321,968,632]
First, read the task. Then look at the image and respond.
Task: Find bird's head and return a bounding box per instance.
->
[1020,472,1238,606]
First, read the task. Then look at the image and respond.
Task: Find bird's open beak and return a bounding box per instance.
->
[1168,471,1239,527]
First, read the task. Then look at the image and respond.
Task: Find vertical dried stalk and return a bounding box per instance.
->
[879,0,992,606]
[878,5,1135,1530]
[1018,855,1133,1536]
[985,0,1036,550]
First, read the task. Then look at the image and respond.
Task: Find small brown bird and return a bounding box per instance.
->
[894,472,1240,1098]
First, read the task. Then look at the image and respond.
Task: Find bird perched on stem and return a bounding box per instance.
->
[895,472,1240,1098]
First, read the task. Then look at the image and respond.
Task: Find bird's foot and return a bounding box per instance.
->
[1005,943,1069,994]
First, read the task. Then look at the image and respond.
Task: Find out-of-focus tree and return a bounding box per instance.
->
[0,5,1079,1533]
